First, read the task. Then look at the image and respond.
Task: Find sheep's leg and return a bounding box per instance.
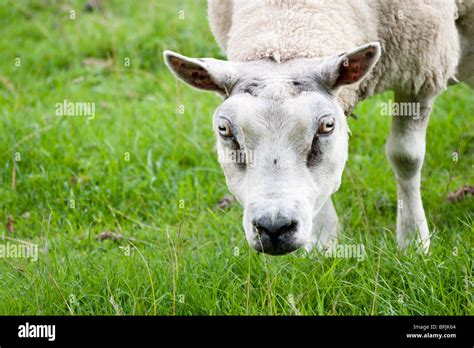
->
[386,96,434,253]
[308,198,339,251]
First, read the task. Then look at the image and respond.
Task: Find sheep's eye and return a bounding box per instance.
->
[217,118,233,138]
[318,116,335,135]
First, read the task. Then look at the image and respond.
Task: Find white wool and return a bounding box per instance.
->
[208,0,462,111]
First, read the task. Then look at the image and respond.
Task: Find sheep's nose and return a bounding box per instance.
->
[253,215,298,240]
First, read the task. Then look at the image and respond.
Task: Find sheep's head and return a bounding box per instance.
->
[164,43,381,255]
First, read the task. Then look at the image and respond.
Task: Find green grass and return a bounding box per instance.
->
[0,0,472,315]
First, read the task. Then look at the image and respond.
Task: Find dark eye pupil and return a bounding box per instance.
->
[218,118,234,138]
[318,117,335,134]
[218,123,232,137]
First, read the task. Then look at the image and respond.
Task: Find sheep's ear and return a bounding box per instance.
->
[163,50,234,96]
[319,42,381,90]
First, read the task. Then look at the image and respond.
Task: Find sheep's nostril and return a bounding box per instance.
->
[281,221,298,235]
[253,215,298,239]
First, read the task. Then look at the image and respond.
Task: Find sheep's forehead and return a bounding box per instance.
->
[231,61,326,99]
[216,93,336,146]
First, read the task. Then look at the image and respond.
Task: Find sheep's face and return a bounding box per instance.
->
[164,43,380,255]
[211,92,348,255]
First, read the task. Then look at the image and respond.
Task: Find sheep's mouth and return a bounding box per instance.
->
[252,239,302,255]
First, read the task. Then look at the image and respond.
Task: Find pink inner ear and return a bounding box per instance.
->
[169,56,217,90]
[336,47,377,86]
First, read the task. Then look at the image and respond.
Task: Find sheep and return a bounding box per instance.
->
[164,0,472,255]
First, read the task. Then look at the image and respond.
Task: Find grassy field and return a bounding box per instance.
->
[0,0,472,315]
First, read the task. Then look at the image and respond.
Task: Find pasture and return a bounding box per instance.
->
[0,0,472,315]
